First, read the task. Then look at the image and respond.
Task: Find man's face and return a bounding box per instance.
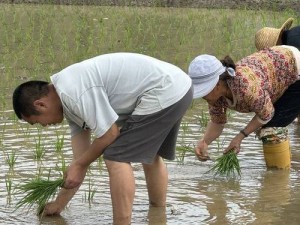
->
[22,110,64,127]
[22,94,64,127]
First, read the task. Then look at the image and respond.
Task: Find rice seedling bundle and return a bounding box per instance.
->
[15,177,64,214]
[207,150,241,177]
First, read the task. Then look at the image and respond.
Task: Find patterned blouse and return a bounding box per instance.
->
[209,46,298,124]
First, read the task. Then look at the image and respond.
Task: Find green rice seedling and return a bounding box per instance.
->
[189,99,196,109]
[34,135,45,160]
[5,151,17,169]
[55,155,67,175]
[55,134,64,154]
[206,150,241,178]
[0,121,7,141]
[215,136,227,153]
[15,177,64,214]
[84,178,96,205]
[176,144,194,164]
[197,110,209,128]
[180,122,190,136]
[18,123,31,139]
[5,176,12,203]
[97,156,104,174]
[35,166,44,178]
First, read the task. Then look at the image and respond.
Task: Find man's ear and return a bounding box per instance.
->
[33,99,47,112]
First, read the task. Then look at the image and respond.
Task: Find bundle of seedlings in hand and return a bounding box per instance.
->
[15,177,64,214]
[207,150,241,177]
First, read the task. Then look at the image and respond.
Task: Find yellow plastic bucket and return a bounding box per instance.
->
[263,139,291,169]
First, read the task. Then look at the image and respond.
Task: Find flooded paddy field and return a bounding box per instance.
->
[1,104,300,225]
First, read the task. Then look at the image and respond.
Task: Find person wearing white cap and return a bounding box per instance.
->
[188,45,300,161]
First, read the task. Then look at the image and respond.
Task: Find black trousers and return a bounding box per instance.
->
[263,79,300,127]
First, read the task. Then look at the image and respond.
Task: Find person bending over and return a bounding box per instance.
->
[13,52,193,225]
[188,46,300,161]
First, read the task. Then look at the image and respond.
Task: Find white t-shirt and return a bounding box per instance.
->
[51,52,192,138]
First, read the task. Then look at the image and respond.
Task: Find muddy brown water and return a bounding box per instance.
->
[1,103,300,225]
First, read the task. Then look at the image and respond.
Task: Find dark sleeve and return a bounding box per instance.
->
[284,26,300,49]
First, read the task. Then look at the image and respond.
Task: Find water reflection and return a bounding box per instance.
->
[251,170,291,224]
[200,179,241,225]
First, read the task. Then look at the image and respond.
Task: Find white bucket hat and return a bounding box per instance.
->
[188,54,226,99]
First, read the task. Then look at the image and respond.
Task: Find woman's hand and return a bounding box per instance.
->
[195,139,210,161]
[224,132,244,154]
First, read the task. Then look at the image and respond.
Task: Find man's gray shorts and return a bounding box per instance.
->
[103,87,193,164]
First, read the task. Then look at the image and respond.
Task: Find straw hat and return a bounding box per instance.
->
[255,18,294,50]
[188,54,225,99]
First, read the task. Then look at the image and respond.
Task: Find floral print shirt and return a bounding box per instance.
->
[209,46,298,124]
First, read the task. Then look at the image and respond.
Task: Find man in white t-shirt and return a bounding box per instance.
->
[12,52,192,224]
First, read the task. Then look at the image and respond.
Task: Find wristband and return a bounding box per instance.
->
[240,129,248,137]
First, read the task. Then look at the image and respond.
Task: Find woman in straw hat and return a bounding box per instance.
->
[255,17,300,50]
[188,45,300,161]
[256,17,300,124]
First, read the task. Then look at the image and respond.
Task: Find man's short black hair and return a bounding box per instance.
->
[12,80,50,119]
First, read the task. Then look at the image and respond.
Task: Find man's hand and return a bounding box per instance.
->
[41,201,63,216]
[63,162,88,189]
